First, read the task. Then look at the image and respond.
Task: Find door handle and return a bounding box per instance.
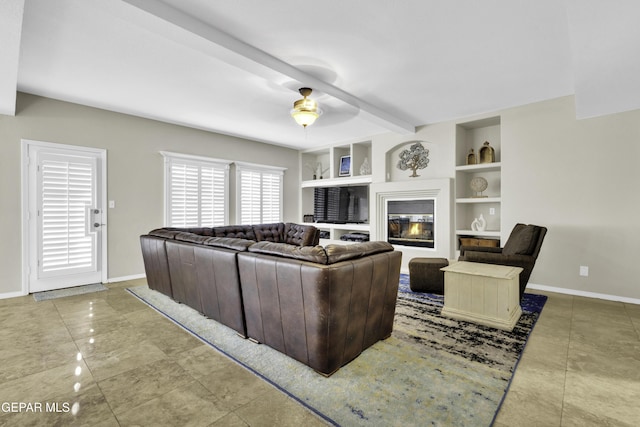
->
[89,208,105,231]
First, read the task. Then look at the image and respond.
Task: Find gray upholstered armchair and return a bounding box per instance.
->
[458,223,547,300]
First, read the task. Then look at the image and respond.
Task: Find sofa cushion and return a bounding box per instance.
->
[325,241,394,264]
[284,223,319,246]
[203,237,254,251]
[253,223,285,242]
[248,241,328,264]
[503,224,540,256]
[212,225,256,240]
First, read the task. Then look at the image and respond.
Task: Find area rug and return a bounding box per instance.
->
[127,275,546,426]
[33,283,108,301]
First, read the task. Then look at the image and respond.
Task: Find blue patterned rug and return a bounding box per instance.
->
[128,274,546,426]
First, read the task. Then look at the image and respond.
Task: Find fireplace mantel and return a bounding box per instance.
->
[370,178,453,270]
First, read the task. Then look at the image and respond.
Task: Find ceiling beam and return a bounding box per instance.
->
[122,0,415,135]
[0,0,25,116]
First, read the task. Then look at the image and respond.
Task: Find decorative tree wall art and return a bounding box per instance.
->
[397,142,430,177]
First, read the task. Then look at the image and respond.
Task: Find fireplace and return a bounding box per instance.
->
[387,199,434,248]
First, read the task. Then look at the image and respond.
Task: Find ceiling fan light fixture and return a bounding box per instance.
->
[291,87,321,128]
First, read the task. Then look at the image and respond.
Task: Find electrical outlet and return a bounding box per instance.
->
[579,266,589,277]
[109,200,115,209]
[489,208,496,215]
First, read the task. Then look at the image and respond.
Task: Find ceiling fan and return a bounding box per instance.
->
[290,87,322,128]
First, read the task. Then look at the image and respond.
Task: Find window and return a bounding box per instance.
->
[235,162,286,224]
[161,152,231,227]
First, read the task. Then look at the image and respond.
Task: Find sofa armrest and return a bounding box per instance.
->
[325,241,393,264]
[148,228,181,239]
[175,232,211,244]
[204,237,255,251]
[463,250,535,267]
[459,245,502,257]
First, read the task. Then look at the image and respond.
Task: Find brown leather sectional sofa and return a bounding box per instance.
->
[140,222,402,375]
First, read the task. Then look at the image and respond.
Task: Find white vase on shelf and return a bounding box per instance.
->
[359,157,371,175]
[471,214,487,232]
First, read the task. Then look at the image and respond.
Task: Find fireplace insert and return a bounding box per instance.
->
[387,200,434,248]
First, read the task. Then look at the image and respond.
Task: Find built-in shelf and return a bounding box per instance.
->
[454,116,502,249]
[455,229,501,238]
[305,222,371,245]
[300,141,372,181]
[305,222,370,232]
[300,141,373,244]
[301,175,372,188]
[455,162,502,173]
[456,197,501,204]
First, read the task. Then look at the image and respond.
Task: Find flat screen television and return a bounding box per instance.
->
[313,185,368,224]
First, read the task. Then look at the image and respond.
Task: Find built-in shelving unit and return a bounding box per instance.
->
[300,141,372,244]
[455,117,502,247]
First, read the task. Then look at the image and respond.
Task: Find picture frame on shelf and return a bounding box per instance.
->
[339,155,351,177]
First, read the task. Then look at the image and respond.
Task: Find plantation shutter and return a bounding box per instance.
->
[239,170,262,224]
[261,172,281,223]
[236,162,285,224]
[161,152,230,227]
[39,155,96,276]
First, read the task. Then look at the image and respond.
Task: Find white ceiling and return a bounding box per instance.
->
[3,0,640,149]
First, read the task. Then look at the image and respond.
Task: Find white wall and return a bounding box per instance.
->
[3,93,639,301]
[367,95,640,301]
[0,93,300,296]
[501,96,640,300]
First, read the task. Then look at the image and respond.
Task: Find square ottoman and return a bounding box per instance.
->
[409,257,449,294]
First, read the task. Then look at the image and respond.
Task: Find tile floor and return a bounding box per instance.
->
[0,279,638,426]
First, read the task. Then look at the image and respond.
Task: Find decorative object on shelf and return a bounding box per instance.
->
[471,214,487,232]
[305,162,319,179]
[479,141,495,163]
[340,232,370,242]
[466,149,477,165]
[470,176,488,197]
[339,156,352,177]
[314,162,328,179]
[291,87,322,128]
[459,237,500,248]
[397,141,429,177]
[359,157,371,175]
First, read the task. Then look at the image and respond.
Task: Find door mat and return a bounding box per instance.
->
[33,283,108,302]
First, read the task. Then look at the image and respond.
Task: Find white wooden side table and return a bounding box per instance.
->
[440,261,523,331]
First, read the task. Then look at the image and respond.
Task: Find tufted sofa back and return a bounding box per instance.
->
[212,225,256,240]
[283,222,320,246]
[149,222,319,247]
[252,222,285,243]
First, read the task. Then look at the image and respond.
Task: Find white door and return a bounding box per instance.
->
[25,141,107,292]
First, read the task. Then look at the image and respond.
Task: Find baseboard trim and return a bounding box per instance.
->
[106,274,146,284]
[0,290,28,300]
[1,274,146,299]
[527,283,640,305]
